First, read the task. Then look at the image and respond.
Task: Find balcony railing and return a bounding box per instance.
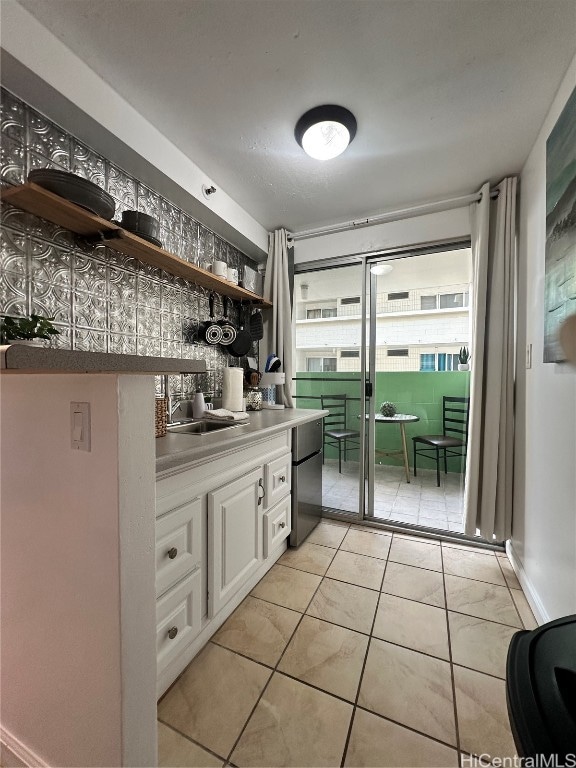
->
[296,284,470,320]
[294,370,470,474]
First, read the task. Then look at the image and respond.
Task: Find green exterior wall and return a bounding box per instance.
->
[294,371,470,473]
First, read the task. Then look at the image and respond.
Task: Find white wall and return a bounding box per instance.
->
[513,55,576,621]
[0,373,157,767]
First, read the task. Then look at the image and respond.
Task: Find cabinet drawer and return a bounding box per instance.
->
[156,496,203,598]
[263,495,291,557]
[156,570,202,675]
[265,453,291,509]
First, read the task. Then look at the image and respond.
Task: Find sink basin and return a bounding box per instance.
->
[167,420,241,435]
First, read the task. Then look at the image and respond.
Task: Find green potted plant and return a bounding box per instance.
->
[0,314,60,345]
[458,346,471,371]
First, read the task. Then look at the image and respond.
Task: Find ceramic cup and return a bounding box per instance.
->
[201,260,212,271]
[213,260,228,278]
[227,267,239,284]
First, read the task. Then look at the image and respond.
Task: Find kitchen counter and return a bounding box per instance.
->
[0,344,207,374]
[156,408,327,476]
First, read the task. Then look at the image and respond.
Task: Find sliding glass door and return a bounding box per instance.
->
[364,247,472,534]
[294,242,472,535]
[293,263,367,520]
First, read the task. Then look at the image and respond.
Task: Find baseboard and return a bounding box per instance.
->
[0,727,48,768]
[506,542,551,626]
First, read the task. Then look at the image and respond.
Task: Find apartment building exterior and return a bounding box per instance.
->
[295,249,472,373]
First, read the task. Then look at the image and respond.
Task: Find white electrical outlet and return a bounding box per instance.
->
[71,402,91,451]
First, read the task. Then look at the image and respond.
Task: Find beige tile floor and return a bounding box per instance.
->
[157,522,538,767]
[322,459,466,533]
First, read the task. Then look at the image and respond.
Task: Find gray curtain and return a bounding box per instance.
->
[263,228,294,407]
[464,177,517,541]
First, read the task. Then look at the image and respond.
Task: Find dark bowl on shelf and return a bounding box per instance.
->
[121,210,160,239]
[27,169,116,220]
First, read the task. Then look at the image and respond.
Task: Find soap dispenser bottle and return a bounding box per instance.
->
[192,390,205,419]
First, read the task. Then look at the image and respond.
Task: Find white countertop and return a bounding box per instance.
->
[156,408,327,476]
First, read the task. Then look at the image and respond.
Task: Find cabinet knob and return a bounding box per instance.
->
[168,626,178,640]
[279,521,286,528]
[167,547,178,560]
[279,475,286,483]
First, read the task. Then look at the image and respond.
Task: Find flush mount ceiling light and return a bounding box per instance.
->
[370,263,393,276]
[295,105,357,161]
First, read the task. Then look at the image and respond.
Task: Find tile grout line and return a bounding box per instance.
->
[222,524,349,765]
[339,533,392,767]
[157,717,228,765]
[440,541,463,762]
[272,555,524,630]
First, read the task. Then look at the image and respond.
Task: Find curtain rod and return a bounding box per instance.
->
[289,188,499,243]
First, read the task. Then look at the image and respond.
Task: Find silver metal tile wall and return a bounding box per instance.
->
[0,87,261,398]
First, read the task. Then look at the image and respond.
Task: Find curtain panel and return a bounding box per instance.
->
[465,177,517,541]
[263,228,294,407]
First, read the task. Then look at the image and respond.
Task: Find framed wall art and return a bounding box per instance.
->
[544,85,576,363]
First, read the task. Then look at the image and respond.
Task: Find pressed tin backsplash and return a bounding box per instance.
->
[0,87,260,397]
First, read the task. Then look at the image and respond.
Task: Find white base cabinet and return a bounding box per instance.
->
[155,431,292,697]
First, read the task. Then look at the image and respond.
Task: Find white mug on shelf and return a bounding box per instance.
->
[227,267,239,284]
[213,260,228,278]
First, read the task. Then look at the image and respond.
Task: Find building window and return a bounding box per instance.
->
[420,295,437,310]
[341,350,359,358]
[438,353,460,371]
[388,291,409,301]
[420,353,461,371]
[420,354,436,371]
[306,357,337,372]
[306,307,337,319]
[341,296,360,305]
[439,292,467,309]
[387,348,409,357]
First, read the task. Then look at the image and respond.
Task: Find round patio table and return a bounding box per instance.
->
[373,413,420,484]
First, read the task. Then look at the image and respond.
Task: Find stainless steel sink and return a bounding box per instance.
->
[167,419,240,435]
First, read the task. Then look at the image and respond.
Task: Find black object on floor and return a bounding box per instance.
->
[506,614,576,761]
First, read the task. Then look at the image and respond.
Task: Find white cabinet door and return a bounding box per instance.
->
[208,467,263,617]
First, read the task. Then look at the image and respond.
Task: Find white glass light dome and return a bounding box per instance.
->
[295,105,357,161]
[370,263,394,276]
[301,120,351,161]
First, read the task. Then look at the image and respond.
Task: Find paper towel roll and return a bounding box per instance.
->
[222,367,244,412]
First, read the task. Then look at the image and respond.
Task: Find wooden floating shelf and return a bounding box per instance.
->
[1,183,272,308]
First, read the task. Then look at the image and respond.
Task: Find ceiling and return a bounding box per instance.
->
[15,0,576,233]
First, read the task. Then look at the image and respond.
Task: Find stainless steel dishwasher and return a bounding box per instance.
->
[290,418,323,547]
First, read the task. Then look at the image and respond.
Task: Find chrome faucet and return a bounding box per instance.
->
[162,375,186,424]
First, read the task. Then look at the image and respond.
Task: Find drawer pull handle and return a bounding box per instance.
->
[257,479,265,506]
[168,626,178,640]
[279,521,286,529]
[167,547,178,560]
[279,475,286,482]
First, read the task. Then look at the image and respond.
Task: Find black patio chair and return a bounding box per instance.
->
[412,396,470,486]
[320,394,361,474]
